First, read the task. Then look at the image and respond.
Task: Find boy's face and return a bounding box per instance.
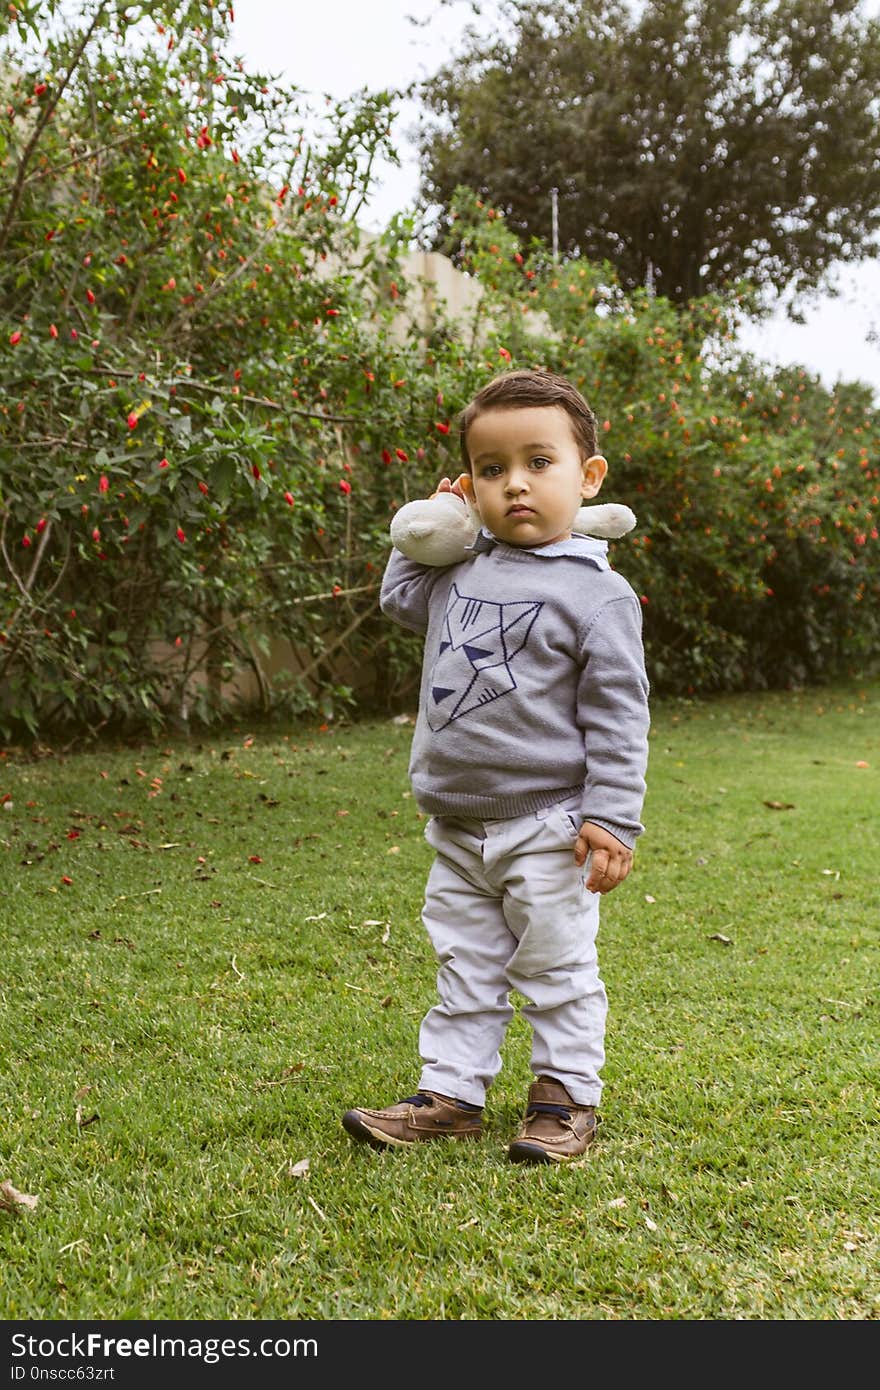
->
[466,405,607,548]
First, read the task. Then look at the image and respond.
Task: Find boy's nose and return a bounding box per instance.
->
[504,471,529,494]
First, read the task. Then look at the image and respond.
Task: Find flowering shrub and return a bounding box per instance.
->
[1,11,877,737]
[0,3,479,735]
[433,190,880,696]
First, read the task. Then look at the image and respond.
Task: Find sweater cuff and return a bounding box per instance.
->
[580,817,641,852]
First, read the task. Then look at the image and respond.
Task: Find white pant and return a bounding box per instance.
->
[417,798,607,1107]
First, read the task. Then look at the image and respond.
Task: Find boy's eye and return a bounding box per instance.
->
[479,463,503,478]
[529,456,551,470]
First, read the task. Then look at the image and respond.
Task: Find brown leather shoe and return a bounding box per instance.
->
[508,1077,598,1163]
[342,1090,483,1149]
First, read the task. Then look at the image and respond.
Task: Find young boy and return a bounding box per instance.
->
[342,368,649,1163]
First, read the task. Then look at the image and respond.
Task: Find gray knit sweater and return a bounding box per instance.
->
[380,531,650,849]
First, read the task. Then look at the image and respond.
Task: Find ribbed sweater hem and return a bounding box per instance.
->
[580,816,641,851]
[414,783,584,820]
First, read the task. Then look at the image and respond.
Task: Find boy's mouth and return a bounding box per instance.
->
[506,504,535,516]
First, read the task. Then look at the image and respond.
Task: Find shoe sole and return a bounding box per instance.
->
[341,1110,416,1149]
[508,1138,595,1164]
[342,1110,482,1149]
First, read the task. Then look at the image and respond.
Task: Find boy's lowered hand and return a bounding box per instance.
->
[574,822,633,894]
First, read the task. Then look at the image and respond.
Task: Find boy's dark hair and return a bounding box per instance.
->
[458,368,599,470]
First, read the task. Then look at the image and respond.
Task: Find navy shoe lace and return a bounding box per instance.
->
[401,1093,481,1113]
[527,1102,572,1120]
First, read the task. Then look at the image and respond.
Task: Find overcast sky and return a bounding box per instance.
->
[230,0,880,401]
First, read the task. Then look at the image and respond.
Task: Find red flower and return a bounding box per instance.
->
[70,328,78,339]
[86,289,96,304]
[91,527,100,542]
[34,82,47,96]
[434,421,450,434]
[284,491,294,506]
[158,457,169,468]
[177,167,187,183]
[127,413,138,429]
[176,527,186,543]
[382,449,392,465]
[67,829,80,840]
[248,855,262,864]
[338,479,352,494]
[98,475,109,493]
[198,481,209,495]
[9,330,21,345]
[231,148,240,164]
[395,448,409,462]
[61,875,73,886]
[252,464,261,480]
[36,518,47,534]
[514,252,523,265]
[22,534,32,548]
[49,323,58,339]
[498,346,511,361]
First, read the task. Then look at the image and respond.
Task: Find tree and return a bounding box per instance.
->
[415,0,880,305]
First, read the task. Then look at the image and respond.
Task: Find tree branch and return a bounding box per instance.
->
[0,0,111,258]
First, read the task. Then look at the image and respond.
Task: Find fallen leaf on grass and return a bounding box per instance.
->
[0,1180,38,1211]
[386,845,400,855]
[288,1159,310,1178]
[855,761,869,768]
[645,1217,658,1231]
[708,933,732,945]
[644,894,656,903]
[608,1197,627,1209]
[763,800,795,811]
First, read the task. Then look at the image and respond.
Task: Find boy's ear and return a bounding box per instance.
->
[581,454,608,499]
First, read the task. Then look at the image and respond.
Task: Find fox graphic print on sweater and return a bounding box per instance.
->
[380,528,650,850]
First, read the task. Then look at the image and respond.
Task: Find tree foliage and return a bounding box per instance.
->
[415,0,880,304]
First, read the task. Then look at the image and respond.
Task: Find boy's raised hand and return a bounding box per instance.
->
[574,821,633,894]
[431,474,472,501]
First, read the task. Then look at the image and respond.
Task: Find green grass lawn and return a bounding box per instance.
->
[1,681,877,1321]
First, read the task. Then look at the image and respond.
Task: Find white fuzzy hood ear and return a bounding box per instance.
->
[574,503,637,539]
[390,492,480,566]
